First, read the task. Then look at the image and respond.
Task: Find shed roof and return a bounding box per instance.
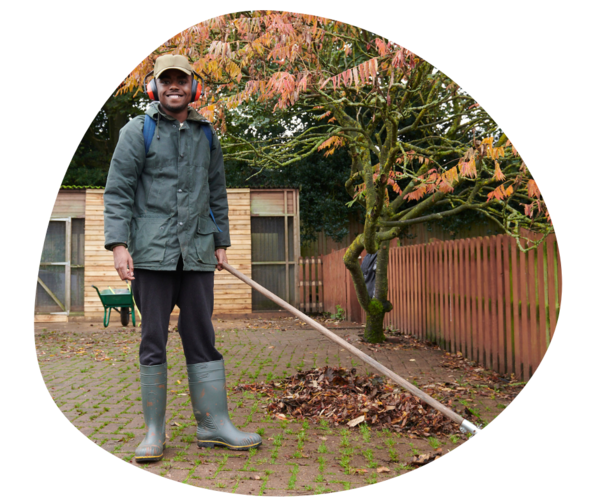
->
[60,184,299,190]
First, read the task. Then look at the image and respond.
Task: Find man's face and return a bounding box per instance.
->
[156,69,192,115]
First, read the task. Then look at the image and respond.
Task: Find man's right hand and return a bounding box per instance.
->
[113,246,135,280]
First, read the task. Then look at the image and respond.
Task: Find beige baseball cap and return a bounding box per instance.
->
[154,54,193,78]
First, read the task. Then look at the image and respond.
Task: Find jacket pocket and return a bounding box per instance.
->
[130,217,170,263]
[195,216,218,265]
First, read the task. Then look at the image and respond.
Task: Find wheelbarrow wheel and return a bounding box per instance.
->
[120,307,130,327]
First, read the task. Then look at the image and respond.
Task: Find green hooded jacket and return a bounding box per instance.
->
[103,102,230,271]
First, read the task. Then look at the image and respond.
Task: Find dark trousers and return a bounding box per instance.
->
[131,256,223,366]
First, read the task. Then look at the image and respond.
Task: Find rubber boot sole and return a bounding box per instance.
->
[197,439,262,451]
[134,441,167,463]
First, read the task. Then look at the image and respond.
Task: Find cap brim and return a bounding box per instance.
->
[155,66,192,78]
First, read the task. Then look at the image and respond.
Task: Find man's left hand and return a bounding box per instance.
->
[215,248,228,271]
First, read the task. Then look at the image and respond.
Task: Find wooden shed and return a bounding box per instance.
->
[35,187,300,321]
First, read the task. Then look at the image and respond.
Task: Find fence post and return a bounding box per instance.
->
[301,257,306,313]
[317,255,323,313]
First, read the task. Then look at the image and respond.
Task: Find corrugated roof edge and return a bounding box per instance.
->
[60,185,105,189]
[60,185,300,190]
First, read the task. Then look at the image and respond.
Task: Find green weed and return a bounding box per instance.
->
[366,472,377,484]
[172,450,187,462]
[359,423,371,442]
[314,485,330,494]
[318,455,326,473]
[409,443,420,456]
[339,455,352,475]
[287,463,299,490]
[331,305,346,321]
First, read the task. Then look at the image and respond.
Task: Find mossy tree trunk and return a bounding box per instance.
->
[344,237,392,343]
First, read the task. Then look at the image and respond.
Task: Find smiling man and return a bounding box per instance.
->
[103,54,262,462]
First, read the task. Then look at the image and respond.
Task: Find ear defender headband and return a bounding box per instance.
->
[144,70,203,103]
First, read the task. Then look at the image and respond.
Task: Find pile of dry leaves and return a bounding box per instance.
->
[234,366,461,438]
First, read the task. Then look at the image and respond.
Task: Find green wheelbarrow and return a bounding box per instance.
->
[91,282,138,327]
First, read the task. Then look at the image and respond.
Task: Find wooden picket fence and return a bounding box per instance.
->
[319,248,363,320]
[298,256,324,313]
[317,234,562,380]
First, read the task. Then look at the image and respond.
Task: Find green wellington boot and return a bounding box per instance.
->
[187,360,262,450]
[134,362,167,462]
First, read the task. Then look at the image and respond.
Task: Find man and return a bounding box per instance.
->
[104,54,262,462]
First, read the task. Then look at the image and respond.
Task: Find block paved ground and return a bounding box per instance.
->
[34,315,522,496]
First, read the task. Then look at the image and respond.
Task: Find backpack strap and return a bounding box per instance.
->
[200,123,213,150]
[142,114,221,232]
[143,114,156,155]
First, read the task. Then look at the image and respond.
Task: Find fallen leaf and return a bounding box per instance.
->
[176,380,181,385]
[347,415,365,427]
[377,466,390,473]
[410,453,442,467]
[172,422,181,427]
[318,436,328,441]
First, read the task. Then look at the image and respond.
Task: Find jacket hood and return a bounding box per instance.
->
[146,101,210,123]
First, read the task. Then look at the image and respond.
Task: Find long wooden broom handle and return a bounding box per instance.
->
[222,263,480,434]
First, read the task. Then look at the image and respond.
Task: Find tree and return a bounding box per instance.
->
[122,11,553,342]
[63,88,147,186]
[222,102,363,244]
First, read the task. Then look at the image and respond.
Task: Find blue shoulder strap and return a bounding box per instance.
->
[201,123,213,150]
[143,115,220,232]
[143,115,156,155]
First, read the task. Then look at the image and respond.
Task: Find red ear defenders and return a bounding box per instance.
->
[143,70,203,103]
